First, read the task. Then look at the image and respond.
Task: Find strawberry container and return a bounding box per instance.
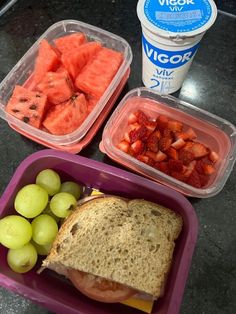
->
[100,87,236,198]
[0,149,198,314]
[0,20,132,153]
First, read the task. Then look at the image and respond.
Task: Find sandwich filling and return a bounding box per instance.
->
[68,269,137,302]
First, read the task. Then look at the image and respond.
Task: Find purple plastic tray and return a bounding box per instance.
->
[0,149,198,314]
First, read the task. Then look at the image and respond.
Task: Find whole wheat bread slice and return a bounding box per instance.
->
[43,197,183,297]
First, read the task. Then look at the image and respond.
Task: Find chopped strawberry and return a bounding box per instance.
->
[183,160,196,178]
[146,121,157,133]
[168,160,183,172]
[147,133,159,152]
[186,170,201,188]
[171,171,186,182]
[128,112,138,124]
[195,160,205,174]
[123,132,131,143]
[147,158,155,167]
[154,162,170,175]
[202,164,215,175]
[155,151,168,162]
[179,149,195,165]
[166,147,178,160]
[171,138,186,150]
[162,128,174,140]
[157,115,169,131]
[137,155,150,164]
[167,120,183,132]
[184,141,209,159]
[142,154,155,166]
[145,150,157,161]
[175,132,189,141]
[129,125,148,143]
[153,130,161,140]
[129,122,140,131]
[175,128,197,141]
[159,137,172,152]
[135,110,149,125]
[208,151,219,163]
[117,140,130,153]
[186,128,197,140]
[199,174,209,187]
[131,140,145,155]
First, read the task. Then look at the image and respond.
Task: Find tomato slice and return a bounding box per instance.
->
[67,269,137,303]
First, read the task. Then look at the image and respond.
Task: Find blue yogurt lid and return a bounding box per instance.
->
[137,0,217,39]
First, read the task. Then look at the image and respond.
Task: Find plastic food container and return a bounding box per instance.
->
[0,149,198,314]
[100,87,236,198]
[0,20,132,153]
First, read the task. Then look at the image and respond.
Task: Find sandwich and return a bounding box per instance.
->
[42,196,183,310]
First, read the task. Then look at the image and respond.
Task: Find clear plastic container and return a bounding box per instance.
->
[0,149,198,314]
[0,20,132,147]
[100,87,236,198]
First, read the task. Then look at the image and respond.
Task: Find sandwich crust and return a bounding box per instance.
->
[43,197,183,297]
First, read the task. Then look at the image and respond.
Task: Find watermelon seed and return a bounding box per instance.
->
[12,109,20,113]
[22,117,30,123]
[71,95,78,101]
[29,104,37,110]
[35,94,41,98]
[19,97,28,103]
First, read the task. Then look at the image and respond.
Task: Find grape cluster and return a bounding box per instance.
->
[0,169,82,273]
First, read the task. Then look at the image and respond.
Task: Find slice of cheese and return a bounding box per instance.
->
[91,189,104,196]
[121,297,154,313]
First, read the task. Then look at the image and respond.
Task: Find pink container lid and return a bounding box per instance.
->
[0,149,198,314]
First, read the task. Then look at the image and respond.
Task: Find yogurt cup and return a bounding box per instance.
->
[137,0,218,94]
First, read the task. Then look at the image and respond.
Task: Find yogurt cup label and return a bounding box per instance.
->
[142,33,200,94]
[143,0,213,33]
[143,35,200,69]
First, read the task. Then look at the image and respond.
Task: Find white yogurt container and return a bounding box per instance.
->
[137,0,218,94]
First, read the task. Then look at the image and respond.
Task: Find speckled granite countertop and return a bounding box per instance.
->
[0,1,236,314]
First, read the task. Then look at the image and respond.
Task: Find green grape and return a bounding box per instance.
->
[14,184,48,218]
[31,214,58,245]
[31,240,52,256]
[50,192,77,218]
[60,181,82,200]
[36,169,61,196]
[0,215,32,249]
[7,243,37,273]
[42,203,60,223]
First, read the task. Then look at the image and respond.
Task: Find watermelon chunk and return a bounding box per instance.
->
[42,94,88,135]
[61,41,102,80]
[33,39,60,86]
[75,47,123,98]
[85,94,99,114]
[5,85,47,128]
[56,65,68,73]
[35,70,73,105]
[54,33,87,54]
